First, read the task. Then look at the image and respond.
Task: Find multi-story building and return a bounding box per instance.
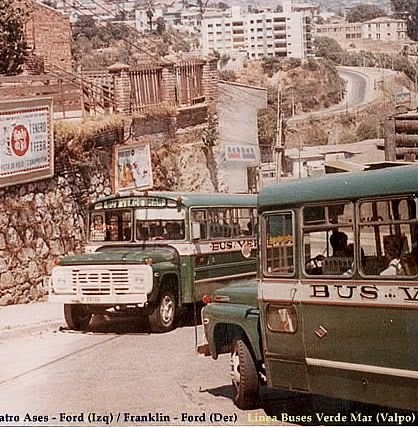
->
[314,20,362,43]
[313,16,407,44]
[361,17,407,41]
[201,5,311,59]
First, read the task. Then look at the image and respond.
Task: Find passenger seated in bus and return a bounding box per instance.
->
[402,245,418,275]
[380,236,404,276]
[137,225,149,241]
[150,224,164,240]
[330,230,350,256]
[164,222,182,240]
[322,232,354,275]
[123,226,132,241]
[243,221,253,236]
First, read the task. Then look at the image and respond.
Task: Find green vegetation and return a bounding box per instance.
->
[346,4,386,22]
[314,36,418,82]
[391,0,418,40]
[0,0,28,75]
[72,15,194,69]
[254,57,345,153]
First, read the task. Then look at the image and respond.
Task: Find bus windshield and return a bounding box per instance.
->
[135,208,185,241]
[89,208,186,242]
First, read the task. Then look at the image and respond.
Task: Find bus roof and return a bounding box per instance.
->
[94,191,257,208]
[259,165,418,210]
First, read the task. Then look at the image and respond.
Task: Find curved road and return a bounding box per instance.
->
[288,66,393,124]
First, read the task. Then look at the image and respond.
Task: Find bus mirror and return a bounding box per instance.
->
[192,222,201,240]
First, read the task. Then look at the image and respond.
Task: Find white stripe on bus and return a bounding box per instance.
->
[306,358,418,380]
[195,272,255,284]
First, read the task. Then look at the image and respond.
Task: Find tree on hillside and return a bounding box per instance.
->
[145,0,155,31]
[73,16,98,41]
[314,37,344,62]
[391,0,418,40]
[346,4,386,22]
[0,0,28,75]
[197,0,210,15]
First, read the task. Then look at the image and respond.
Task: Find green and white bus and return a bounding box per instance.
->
[48,192,257,332]
[199,165,418,412]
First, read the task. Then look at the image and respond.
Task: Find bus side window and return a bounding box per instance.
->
[264,212,295,275]
[303,203,354,276]
[191,209,207,240]
[359,198,416,277]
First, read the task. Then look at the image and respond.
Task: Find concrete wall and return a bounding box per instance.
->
[217,81,267,193]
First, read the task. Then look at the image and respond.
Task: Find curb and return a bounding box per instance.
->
[0,319,63,338]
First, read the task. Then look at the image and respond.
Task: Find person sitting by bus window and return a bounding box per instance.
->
[150,224,164,240]
[243,221,253,236]
[164,222,182,240]
[380,236,403,276]
[402,244,418,275]
[137,225,149,241]
[123,226,131,241]
[330,230,349,257]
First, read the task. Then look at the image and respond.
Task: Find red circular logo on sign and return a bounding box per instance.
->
[11,124,30,156]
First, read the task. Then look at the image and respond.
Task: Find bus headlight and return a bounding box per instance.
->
[132,274,145,292]
[52,276,71,293]
[51,269,73,294]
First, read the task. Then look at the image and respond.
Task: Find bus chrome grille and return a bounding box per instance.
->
[72,269,131,295]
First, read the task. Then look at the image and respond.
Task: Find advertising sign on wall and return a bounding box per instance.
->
[225,144,259,162]
[0,98,54,188]
[114,143,153,192]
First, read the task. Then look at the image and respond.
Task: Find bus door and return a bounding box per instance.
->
[191,208,257,299]
[260,210,309,392]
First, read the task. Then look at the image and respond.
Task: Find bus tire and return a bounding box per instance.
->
[230,339,259,410]
[64,304,92,331]
[148,289,177,333]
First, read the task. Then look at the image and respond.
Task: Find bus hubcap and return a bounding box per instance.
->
[230,350,240,387]
[160,296,174,325]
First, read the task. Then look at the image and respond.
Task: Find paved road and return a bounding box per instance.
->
[0,316,270,426]
[1,315,415,427]
[288,66,393,125]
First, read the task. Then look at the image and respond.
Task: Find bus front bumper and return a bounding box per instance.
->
[48,293,148,305]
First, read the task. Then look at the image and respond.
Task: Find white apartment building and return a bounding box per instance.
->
[201,6,311,59]
[361,17,407,41]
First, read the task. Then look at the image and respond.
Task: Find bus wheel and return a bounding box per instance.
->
[148,289,176,333]
[230,339,259,410]
[64,304,92,331]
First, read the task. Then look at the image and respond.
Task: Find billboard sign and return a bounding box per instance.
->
[394,91,411,107]
[115,143,153,192]
[0,98,54,188]
[225,144,259,162]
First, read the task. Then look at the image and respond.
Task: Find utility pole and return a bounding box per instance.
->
[275,88,283,184]
[291,88,295,117]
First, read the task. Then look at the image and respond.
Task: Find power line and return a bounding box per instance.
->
[69,2,171,64]
[82,0,186,54]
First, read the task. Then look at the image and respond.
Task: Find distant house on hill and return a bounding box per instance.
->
[15,0,73,73]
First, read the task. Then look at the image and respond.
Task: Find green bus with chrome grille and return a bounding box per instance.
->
[48,192,257,333]
[200,165,418,412]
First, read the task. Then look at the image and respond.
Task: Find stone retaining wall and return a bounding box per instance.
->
[0,159,112,306]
